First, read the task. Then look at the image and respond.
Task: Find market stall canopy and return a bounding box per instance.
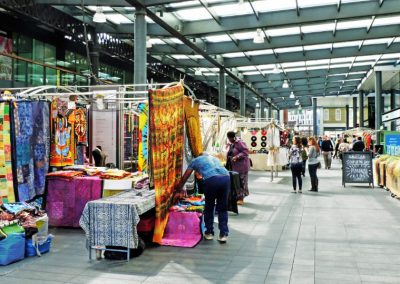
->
[343,127,376,136]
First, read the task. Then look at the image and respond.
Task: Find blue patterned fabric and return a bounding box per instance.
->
[14,101,50,202]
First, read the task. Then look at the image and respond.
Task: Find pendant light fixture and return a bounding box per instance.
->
[295,99,300,106]
[253,28,264,44]
[289,91,295,98]
[282,80,289,88]
[272,64,280,74]
[195,69,202,76]
[93,7,106,23]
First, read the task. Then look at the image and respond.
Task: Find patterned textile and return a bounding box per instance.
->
[183,97,203,157]
[138,103,148,173]
[13,101,50,202]
[100,169,131,180]
[80,190,155,248]
[46,176,102,227]
[0,102,15,203]
[149,85,184,244]
[238,172,249,200]
[49,98,75,167]
[46,170,84,180]
[74,107,88,145]
[160,211,202,248]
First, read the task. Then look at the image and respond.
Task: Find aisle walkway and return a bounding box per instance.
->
[2,159,400,284]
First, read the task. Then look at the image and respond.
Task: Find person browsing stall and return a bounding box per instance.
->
[175,153,230,243]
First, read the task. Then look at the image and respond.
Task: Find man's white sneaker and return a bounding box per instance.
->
[218,235,227,243]
[204,233,214,240]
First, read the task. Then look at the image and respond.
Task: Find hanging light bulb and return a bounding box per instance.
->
[282,80,289,88]
[93,7,107,23]
[272,64,280,74]
[253,28,264,44]
[298,104,302,110]
[146,36,152,48]
[290,91,295,98]
[295,99,300,106]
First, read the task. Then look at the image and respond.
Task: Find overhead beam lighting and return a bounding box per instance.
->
[253,28,264,44]
[93,7,106,23]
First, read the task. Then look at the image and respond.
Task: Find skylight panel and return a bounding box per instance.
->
[281,61,306,68]
[373,15,400,27]
[148,38,166,45]
[301,22,335,33]
[205,34,231,42]
[223,52,245,58]
[237,66,257,71]
[212,2,253,17]
[336,19,372,30]
[169,38,183,44]
[356,55,380,61]
[275,46,303,53]
[363,38,393,45]
[381,53,400,59]
[87,6,113,12]
[233,31,256,41]
[243,71,262,75]
[266,26,300,37]
[246,50,274,56]
[284,67,308,73]
[174,7,213,21]
[351,61,375,67]
[145,16,154,23]
[105,14,132,24]
[328,63,352,69]
[304,44,332,51]
[297,0,337,8]
[168,1,198,8]
[333,41,362,48]
[258,64,279,70]
[306,65,331,71]
[306,59,330,66]
[252,0,297,13]
[171,55,189,60]
[330,57,355,63]
[190,55,204,59]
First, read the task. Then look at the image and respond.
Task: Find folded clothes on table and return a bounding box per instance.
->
[100,169,132,180]
[46,170,84,179]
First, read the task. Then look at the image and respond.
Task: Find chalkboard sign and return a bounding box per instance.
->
[342,152,373,187]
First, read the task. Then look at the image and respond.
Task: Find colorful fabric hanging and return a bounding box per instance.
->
[0,102,15,203]
[183,97,203,157]
[138,103,148,173]
[149,85,184,244]
[74,107,88,145]
[49,98,75,167]
[13,101,50,202]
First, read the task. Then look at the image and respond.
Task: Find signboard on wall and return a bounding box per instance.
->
[384,132,400,156]
[342,152,373,187]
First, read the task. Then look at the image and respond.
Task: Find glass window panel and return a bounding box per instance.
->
[14,59,27,84]
[46,68,57,85]
[33,39,44,63]
[29,63,44,86]
[15,34,32,60]
[44,43,56,66]
[233,31,256,40]
[171,55,189,59]
[223,52,244,58]
[148,38,166,45]
[61,72,75,86]
[0,55,12,80]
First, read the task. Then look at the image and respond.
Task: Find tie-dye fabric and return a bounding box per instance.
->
[138,103,148,173]
[0,101,15,203]
[149,85,184,244]
[13,101,50,202]
[183,97,203,157]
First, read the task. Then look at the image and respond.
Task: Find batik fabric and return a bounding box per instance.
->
[49,98,75,167]
[138,103,148,173]
[149,85,184,244]
[13,101,50,202]
[183,97,203,157]
[74,107,87,145]
[0,102,15,203]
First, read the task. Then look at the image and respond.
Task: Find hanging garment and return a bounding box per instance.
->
[138,103,148,173]
[13,101,50,202]
[149,85,184,244]
[49,98,75,167]
[183,97,203,157]
[74,107,88,145]
[0,102,15,203]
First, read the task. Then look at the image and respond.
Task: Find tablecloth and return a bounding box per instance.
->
[79,190,155,248]
[45,176,102,227]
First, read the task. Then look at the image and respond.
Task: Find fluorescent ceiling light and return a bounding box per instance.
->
[298,0,336,8]
[88,6,113,12]
[253,28,264,44]
[363,38,392,45]
[282,80,289,88]
[330,57,355,63]
[237,66,257,71]
[281,61,306,68]
[169,38,183,44]
[290,91,295,98]
[306,59,330,66]
[243,71,261,75]
[93,7,106,23]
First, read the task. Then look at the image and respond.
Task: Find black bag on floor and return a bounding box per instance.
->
[104,238,145,260]
[228,171,239,214]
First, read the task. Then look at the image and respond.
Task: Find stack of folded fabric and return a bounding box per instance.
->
[100,169,132,180]
[46,170,84,180]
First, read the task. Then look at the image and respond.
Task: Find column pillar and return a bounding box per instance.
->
[240,84,245,116]
[134,7,147,91]
[269,103,273,119]
[89,32,99,85]
[353,96,357,128]
[218,68,226,109]
[375,71,382,130]
[359,91,364,127]
[260,99,265,119]
[391,89,396,130]
[345,104,349,130]
[277,109,280,122]
[313,97,317,136]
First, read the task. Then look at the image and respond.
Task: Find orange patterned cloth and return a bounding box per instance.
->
[183,97,203,157]
[149,85,185,244]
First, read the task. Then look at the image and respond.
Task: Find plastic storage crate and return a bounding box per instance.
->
[0,233,25,265]
[25,235,53,257]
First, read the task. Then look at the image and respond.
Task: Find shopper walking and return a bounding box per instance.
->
[300,137,308,177]
[307,137,320,192]
[226,131,250,205]
[289,136,303,193]
[175,153,230,243]
[321,135,333,169]
[352,137,365,151]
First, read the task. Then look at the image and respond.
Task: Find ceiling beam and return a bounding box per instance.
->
[36,0,193,6]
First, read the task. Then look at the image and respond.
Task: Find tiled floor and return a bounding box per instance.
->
[2,159,400,283]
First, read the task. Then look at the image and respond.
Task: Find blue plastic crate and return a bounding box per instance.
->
[0,233,25,265]
[25,235,53,257]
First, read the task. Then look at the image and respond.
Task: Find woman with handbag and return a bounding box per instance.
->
[307,137,321,192]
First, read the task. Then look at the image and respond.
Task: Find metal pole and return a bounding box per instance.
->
[219,68,226,109]
[269,103,273,119]
[353,96,357,128]
[134,7,147,91]
[240,84,245,116]
[391,89,396,130]
[375,71,382,130]
[89,32,99,86]
[260,99,264,119]
[345,104,349,130]
[359,90,364,127]
[313,97,317,136]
